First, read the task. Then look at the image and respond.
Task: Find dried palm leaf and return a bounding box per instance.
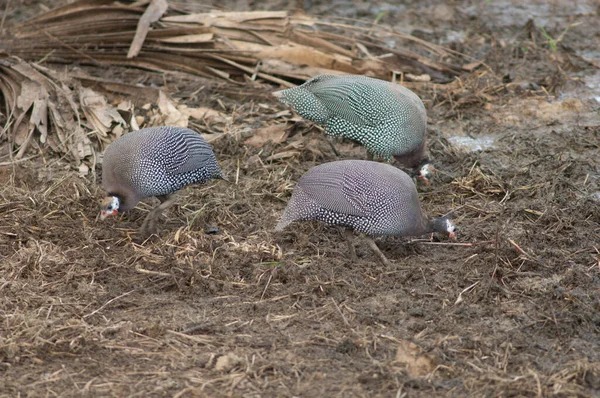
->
[2,0,467,84]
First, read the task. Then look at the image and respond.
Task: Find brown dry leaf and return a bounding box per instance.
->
[279,137,325,158]
[70,71,161,104]
[158,33,214,43]
[116,100,139,132]
[27,64,95,160]
[405,73,431,82]
[13,123,31,150]
[47,97,87,159]
[290,30,354,57]
[15,80,49,142]
[264,150,300,161]
[200,133,226,143]
[163,11,288,26]
[179,106,228,123]
[157,91,188,127]
[79,86,127,138]
[233,42,368,75]
[462,61,483,72]
[0,55,94,160]
[9,61,51,145]
[3,2,467,87]
[245,124,289,148]
[128,0,169,58]
[394,340,436,377]
[214,352,243,373]
[259,58,344,82]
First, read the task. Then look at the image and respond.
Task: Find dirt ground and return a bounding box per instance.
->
[1,1,600,397]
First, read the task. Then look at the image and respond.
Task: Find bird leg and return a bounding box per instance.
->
[344,229,358,262]
[364,236,392,267]
[326,137,341,157]
[139,194,178,236]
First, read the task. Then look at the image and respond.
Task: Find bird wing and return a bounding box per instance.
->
[162,128,215,175]
[388,83,427,125]
[308,77,377,128]
[175,140,215,175]
[296,163,369,217]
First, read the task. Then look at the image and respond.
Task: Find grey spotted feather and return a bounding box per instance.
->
[276,160,454,239]
[273,74,428,169]
[101,126,222,211]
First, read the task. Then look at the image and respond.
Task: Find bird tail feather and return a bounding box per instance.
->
[272,89,285,99]
[275,208,294,231]
[274,219,290,232]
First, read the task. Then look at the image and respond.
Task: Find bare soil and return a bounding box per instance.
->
[1,1,600,397]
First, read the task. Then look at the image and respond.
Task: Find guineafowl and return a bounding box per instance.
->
[276,160,455,265]
[273,74,434,182]
[99,126,223,234]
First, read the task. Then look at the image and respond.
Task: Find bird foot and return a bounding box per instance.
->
[364,237,392,267]
[139,211,160,237]
[327,137,341,157]
[138,194,178,237]
[344,229,358,262]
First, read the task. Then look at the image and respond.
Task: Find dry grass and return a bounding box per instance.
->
[1,101,599,396]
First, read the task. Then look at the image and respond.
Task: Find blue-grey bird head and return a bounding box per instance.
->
[430,216,457,239]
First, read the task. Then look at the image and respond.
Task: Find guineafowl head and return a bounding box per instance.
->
[100,195,121,220]
[431,216,457,239]
[417,161,435,184]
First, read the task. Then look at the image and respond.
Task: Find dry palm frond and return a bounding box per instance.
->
[0,55,92,162]
[1,0,466,84]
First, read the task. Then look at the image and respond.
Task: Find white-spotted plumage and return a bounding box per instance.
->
[276,160,454,238]
[273,74,429,171]
[100,126,222,225]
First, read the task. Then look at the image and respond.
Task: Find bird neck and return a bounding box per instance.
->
[426,217,447,235]
[393,141,426,168]
[417,157,431,169]
[409,216,440,236]
[107,192,125,209]
[416,217,435,236]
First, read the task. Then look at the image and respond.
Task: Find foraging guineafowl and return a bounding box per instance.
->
[99,126,223,234]
[273,74,434,182]
[275,160,455,265]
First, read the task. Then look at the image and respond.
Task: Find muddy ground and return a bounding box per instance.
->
[1,1,600,397]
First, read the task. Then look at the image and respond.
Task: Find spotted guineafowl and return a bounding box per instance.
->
[273,74,434,182]
[99,126,224,234]
[275,160,455,265]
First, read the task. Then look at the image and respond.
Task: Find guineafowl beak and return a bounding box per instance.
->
[100,196,120,221]
[445,218,457,240]
[417,174,431,184]
[100,209,118,221]
[418,163,435,184]
[100,209,117,221]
